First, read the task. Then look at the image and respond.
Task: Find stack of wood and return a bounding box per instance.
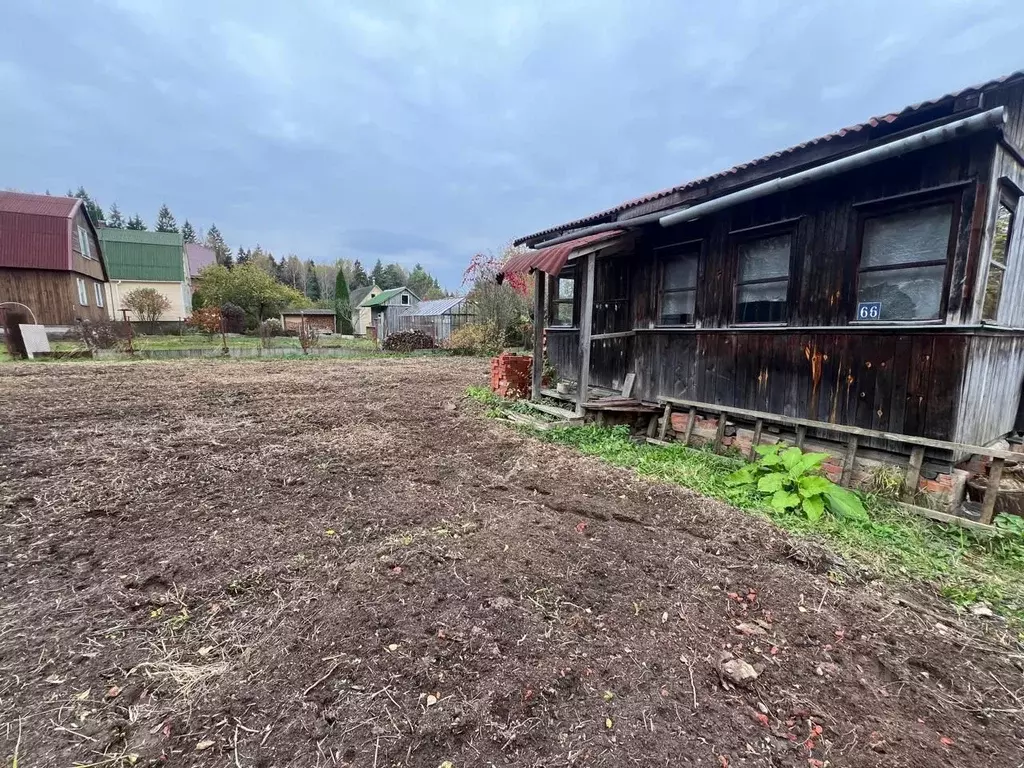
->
[490,353,532,399]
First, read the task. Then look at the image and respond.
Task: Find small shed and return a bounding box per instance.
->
[359,286,421,339]
[351,283,382,335]
[280,308,337,334]
[395,296,473,342]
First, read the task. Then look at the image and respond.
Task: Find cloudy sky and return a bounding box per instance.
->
[2,1,1022,287]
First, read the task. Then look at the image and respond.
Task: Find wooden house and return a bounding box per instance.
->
[99,229,191,322]
[351,283,383,335]
[504,72,1024,454]
[358,286,420,339]
[280,308,337,334]
[0,191,108,326]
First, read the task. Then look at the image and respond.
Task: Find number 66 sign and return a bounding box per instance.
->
[856,302,881,320]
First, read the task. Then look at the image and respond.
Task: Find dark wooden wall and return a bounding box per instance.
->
[0,268,108,325]
[71,208,105,282]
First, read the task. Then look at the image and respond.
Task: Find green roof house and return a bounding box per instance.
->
[356,285,420,339]
[98,229,191,322]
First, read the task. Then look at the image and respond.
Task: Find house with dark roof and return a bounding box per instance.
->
[503,72,1024,469]
[0,191,109,325]
[186,243,216,280]
[350,283,382,335]
[99,229,191,322]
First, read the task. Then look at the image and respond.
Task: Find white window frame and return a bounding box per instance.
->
[77,277,89,306]
[94,282,105,308]
[78,226,92,259]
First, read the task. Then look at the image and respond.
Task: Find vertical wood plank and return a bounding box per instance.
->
[683,407,697,445]
[658,402,672,441]
[714,411,728,452]
[531,273,546,401]
[903,446,926,500]
[979,456,1005,525]
[749,418,763,459]
[575,252,596,416]
[795,425,807,450]
[840,436,858,487]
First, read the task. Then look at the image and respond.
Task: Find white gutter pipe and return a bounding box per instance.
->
[526,107,1006,249]
[659,106,1006,228]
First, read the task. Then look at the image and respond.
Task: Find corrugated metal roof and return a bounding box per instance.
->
[0,192,84,271]
[360,286,421,307]
[407,296,467,316]
[500,231,624,278]
[185,243,216,278]
[0,191,80,218]
[99,228,185,282]
[516,71,1024,245]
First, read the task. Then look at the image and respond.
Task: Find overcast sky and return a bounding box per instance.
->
[1,1,1022,287]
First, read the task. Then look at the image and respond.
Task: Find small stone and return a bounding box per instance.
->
[105,686,122,699]
[719,657,759,686]
[757,702,769,714]
[195,740,215,751]
[735,622,767,636]
[970,602,994,618]
[426,693,438,707]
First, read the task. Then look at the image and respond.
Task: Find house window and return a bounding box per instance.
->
[550,270,575,327]
[401,293,410,305]
[94,282,105,308]
[735,233,791,324]
[77,278,88,306]
[78,226,92,259]
[658,243,699,325]
[856,203,953,321]
[983,194,1017,322]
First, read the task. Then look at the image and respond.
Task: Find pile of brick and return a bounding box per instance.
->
[491,353,533,399]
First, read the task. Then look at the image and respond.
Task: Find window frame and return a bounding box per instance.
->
[981,184,1019,323]
[77,277,89,306]
[94,282,105,308]
[400,293,410,305]
[77,226,92,260]
[655,238,702,327]
[852,195,960,325]
[731,226,795,327]
[548,267,577,328]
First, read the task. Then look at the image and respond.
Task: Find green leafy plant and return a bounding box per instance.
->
[726,444,867,523]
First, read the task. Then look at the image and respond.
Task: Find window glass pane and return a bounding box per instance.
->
[861,205,952,268]
[557,277,574,300]
[736,281,787,323]
[660,290,695,325]
[993,203,1013,267]
[857,264,945,320]
[664,255,698,290]
[553,302,573,325]
[983,263,1005,322]
[738,235,790,282]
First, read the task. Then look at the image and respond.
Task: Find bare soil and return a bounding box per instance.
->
[1,358,1022,768]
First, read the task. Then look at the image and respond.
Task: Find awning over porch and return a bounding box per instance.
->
[498,230,623,282]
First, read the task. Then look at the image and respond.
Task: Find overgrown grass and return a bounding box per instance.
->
[527,420,1024,626]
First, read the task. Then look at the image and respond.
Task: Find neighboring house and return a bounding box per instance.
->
[394,296,473,342]
[359,286,420,339]
[99,229,191,322]
[350,283,382,335]
[0,191,108,325]
[186,244,216,283]
[504,71,1024,452]
[280,308,337,334]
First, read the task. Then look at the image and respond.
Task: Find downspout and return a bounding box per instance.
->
[659,106,1006,227]
[527,107,1006,249]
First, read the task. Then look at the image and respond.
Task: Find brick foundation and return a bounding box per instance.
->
[490,353,533,399]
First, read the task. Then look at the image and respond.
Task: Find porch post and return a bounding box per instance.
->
[576,251,596,416]
[531,272,546,402]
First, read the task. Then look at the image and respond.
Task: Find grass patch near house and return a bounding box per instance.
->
[534,420,1024,626]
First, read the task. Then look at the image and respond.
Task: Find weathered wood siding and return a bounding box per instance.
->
[0,268,108,325]
[955,334,1024,445]
[547,328,578,383]
[70,208,105,281]
[979,145,1024,327]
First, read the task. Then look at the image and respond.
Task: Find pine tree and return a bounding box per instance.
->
[380,263,406,290]
[107,203,126,229]
[351,259,370,288]
[72,186,106,226]
[126,214,146,230]
[181,220,197,243]
[335,267,353,334]
[155,204,178,233]
[371,259,386,288]
[205,224,233,267]
[305,260,321,300]
[236,246,250,266]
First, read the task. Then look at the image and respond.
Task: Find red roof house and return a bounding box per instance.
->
[0,191,109,325]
